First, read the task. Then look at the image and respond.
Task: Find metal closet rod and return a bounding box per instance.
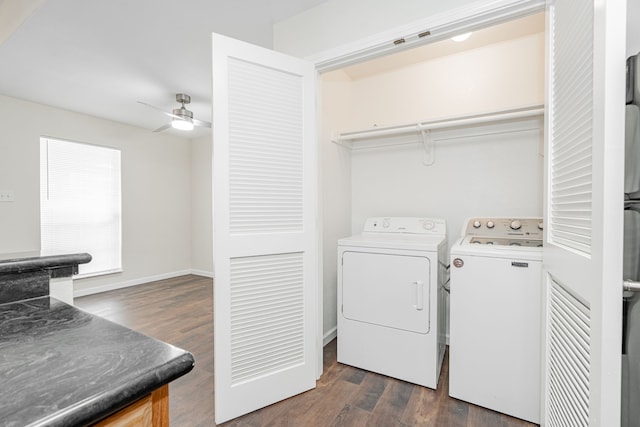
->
[335,105,544,143]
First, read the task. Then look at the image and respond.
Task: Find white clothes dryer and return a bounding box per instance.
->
[449,217,543,424]
[337,217,448,389]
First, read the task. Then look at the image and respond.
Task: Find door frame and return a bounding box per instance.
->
[306,0,625,424]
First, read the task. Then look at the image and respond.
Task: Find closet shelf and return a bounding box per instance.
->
[332,105,544,148]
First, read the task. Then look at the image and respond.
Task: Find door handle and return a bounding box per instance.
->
[623,279,640,292]
[414,281,423,311]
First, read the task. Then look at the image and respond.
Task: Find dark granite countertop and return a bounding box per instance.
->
[0,252,92,275]
[0,296,195,426]
[0,253,93,305]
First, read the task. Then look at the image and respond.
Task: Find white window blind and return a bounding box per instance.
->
[40,138,122,277]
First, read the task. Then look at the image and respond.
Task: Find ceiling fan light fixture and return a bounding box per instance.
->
[139,93,210,132]
[171,118,194,131]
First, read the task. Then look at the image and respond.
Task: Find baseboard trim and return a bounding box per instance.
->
[73,269,204,298]
[323,326,337,346]
[190,269,214,278]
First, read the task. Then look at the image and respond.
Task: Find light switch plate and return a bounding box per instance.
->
[0,190,15,202]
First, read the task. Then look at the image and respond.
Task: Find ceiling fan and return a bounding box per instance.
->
[138,93,211,132]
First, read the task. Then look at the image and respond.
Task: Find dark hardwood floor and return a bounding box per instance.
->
[75,275,537,427]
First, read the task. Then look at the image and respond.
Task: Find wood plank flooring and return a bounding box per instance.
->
[75,275,537,427]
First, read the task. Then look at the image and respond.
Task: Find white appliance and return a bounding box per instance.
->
[449,217,543,424]
[337,217,448,389]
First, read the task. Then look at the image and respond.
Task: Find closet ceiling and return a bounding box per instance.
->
[342,13,545,80]
[0,0,327,136]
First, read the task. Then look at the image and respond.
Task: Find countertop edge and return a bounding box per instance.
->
[31,351,196,427]
[0,253,92,274]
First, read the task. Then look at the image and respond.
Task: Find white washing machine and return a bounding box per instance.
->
[337,217,448,389]
[449,217,543,424]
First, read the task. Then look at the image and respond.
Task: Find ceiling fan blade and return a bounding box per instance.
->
[152,123,171,133]
[192,117,212,128]
[139,97,211,130]
[137,100,184,121]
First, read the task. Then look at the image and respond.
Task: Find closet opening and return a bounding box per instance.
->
[319,11,546,346]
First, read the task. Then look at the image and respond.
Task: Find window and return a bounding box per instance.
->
[40,137,122,277]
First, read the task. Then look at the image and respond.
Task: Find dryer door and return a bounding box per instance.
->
[341,251,430,333]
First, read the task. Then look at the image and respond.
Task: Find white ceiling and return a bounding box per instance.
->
[0,0,327,137]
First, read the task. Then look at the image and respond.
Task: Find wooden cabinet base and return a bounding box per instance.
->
[93,385,169,427]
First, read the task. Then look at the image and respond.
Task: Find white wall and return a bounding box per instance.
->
[349,34,545,129]
[0,96,40,252]
[350,120,544,242]
[0,94,194,294]
[191,134,214,276]
[319,70,354,340]
[320,32,545,340]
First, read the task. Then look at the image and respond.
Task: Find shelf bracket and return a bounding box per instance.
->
[420,127,434,166]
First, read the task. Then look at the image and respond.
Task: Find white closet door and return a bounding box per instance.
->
[543,0,625,425]
[212,33,317,424]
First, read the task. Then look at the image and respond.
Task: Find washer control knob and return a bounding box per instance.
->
[486,221,495,229]
[538,221,544,230]
[473,220,482,228]
[382,219,390,228]
[423,220,435,230]
[510,220,522,230]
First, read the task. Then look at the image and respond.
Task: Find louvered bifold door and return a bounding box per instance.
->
[543,0,625,425]
[212,33,318,424]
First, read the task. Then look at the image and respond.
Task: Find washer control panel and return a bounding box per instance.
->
[364,217,446,235]
[463,217,543,240]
